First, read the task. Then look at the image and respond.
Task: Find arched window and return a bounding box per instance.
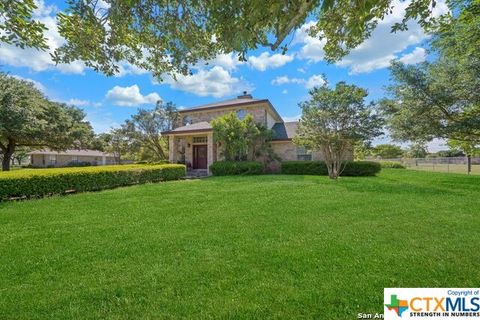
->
[236,109,247,120]
[182,116,192,126]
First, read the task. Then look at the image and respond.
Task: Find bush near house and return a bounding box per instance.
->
[379,161,406,169]
[281,161,381,176]
[210,161,264,176]
[0,164,185,200]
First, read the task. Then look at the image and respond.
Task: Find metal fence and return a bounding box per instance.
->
[372,157,480,175]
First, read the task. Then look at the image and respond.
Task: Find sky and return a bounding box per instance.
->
[0,0,449,151]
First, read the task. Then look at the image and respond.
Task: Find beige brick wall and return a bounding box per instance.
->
[178,103,274,128]
[271,141,297,161]
[271,141,352,162]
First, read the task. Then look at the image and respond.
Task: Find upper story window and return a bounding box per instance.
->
[182,116,193,126]
[236,109,247,120]
[296,147,312,161]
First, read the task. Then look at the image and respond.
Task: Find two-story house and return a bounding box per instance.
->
[164,93,351,174]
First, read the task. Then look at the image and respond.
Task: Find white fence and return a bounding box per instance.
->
[373,157,480,175]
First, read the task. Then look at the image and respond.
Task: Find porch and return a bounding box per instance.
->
[167,129,217,174]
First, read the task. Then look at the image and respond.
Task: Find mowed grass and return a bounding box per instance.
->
[1,170,479,319]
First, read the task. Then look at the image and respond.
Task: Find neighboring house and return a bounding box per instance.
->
[163,93,352,173]
[29,149,117,167]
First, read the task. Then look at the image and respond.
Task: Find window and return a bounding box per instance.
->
[49,155,57,165]
[193,136,207,144]
[236,109,247,119]
[182,116,193,126]
[72,156,79,163]
[296,147,312,161]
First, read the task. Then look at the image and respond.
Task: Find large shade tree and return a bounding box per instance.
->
[381,1,480,168]
[294,81,383,179]
[122,101,179,160]
[2,0,450,76]
[0,73,94,171]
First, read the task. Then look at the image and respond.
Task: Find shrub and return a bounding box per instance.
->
[281,161,381,176]
[210,161,263,176]
[0,164,185,201]
[280,161,329,175]
[65,161,93,167]
[135,160,169,165]
[380,161,406,169]
[342,161,381,176]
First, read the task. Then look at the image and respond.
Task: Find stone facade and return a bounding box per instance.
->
[178,103,275,129]
[165,95,353,175]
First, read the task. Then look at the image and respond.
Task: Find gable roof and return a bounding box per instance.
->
[179,94,283,122]
[271,121,298,140]
[28,149,115,157]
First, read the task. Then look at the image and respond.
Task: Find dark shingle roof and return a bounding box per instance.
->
[272,122,298,140]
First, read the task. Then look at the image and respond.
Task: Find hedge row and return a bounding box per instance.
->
[0,164,185,200]
[281,161,381,176]
[379,161,406,169]
[210,161,263,176]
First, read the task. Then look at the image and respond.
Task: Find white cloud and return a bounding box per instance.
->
[62,98,102,107]
[282,115,301,122]
[282,89,288,94]
[162,66,252,98]
[305,74,325,89]
[11,75,46,93]
[271,74,325,89]
[106,85,161,107]
[271,76,293,85]
[0,4,86,74]
[294,21,327,63]
[297,68,306,73]
[398,47,426,64]
[248,52,294,71]
[294,0,448,74]
[114,63,149,77]
[206,53,245,71]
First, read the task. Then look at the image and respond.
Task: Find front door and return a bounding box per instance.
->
[193,145,207,169]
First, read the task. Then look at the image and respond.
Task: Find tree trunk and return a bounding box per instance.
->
[467,154,472,174]
[1,140,15,171]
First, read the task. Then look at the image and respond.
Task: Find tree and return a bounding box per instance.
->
[448,138,480,173]
[12,147,31,165]
[211,112,275,163]
[381,2,480,149]
[97,128,139,164]
[123,101,178,161]
[211,112,255,161]
[353,141,373,160]
[0,73,93,171]
[437,149,465,157]
[0,0,447,77]
[294,81,383,179]
[0,0,48,49]
[405,143,428,158]
[372,144,404,159]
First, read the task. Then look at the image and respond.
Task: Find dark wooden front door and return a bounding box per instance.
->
[193,145,207,169]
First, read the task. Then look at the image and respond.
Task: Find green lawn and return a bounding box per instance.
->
[1,170,479,319]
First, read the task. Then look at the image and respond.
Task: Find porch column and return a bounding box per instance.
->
[207,132,214,175]
[168,135,177,163]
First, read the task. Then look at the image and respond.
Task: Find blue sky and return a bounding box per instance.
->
[0,0,449,150]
